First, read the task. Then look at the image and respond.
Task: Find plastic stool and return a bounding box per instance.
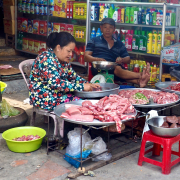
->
[138,130,180,175]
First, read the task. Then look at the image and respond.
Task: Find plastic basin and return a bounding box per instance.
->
[0,81,7,93]
[2,126,46,153]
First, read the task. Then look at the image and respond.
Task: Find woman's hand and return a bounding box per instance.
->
[83,83,101,91]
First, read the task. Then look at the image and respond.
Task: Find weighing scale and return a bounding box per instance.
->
[90,61,117,83]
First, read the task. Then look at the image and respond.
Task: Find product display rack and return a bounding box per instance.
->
[86,1,180,81]
[15,0,87,67]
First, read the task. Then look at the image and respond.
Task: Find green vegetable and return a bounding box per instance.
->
[133,92,149,104]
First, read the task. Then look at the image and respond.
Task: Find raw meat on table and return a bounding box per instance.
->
[60,95,136,133]
[13,135,40,141]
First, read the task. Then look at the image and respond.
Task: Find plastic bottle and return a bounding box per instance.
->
[156,12,160,25]
[108,4,114,18]
[112,7,118,22]
[151,64,157,82]
[139,31,147,53]
[117,8,121,23]
[153,11,157,25]
[103,4,109,18]
[147,32,152,54]
[170,31,175,45]
[152,32,157,54]
[96,28,102,37]
[121,8,125,23]
[141,9,146,24]
[91,4,95,21]
[121,30,126,45]
[146,9,150,25]
[171,12,176,26]
[130,7,134,24]
[138,8,142,24]
[90,27,96,39]
[134,9,138,24]
[99,5,105,21]
[125,30,132,51]
[125,7,130,23]
[159,12,163,25]
[157,32,162,55]
[94,4,100,21]
[132,30,139,52]
[167,31,171,46]
[149,12,153,25]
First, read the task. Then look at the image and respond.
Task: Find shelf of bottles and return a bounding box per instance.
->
[86,0,180,80]
[15,0,88,67]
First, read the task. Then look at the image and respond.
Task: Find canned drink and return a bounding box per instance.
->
[39,5,44,15]
[35,4,39,15]
[49,6,54,16]
[22,2,26,13]
[44,5,47,15]
[18,2,22,12]
[30,3,35,14]
[26,3,30,13]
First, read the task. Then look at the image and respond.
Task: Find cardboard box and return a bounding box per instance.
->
[73,3,87,20]
[3,0,15,6]
[162,43,180,65]
[3,19,15,35]
[3,5,15,20]
[39,21,47,36]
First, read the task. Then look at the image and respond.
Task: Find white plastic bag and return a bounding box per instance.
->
[91,137,112,161]
[66,127,91,156]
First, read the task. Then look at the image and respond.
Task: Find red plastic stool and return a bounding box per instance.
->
[138,130,180,175]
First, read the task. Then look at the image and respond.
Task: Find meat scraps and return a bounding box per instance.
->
[160,115,180,128]
[60,95,136,133]
[118,89,179,104]
[13,135,40,141]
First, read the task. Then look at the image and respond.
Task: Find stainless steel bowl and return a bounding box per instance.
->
[147,116,180,137]
[92,61,117,71]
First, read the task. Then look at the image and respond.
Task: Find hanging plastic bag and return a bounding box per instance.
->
[91,137,112,161]
[66,127,91,157]
[1,99,20,118]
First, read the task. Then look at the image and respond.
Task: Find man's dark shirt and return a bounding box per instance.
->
[86,35,129,80]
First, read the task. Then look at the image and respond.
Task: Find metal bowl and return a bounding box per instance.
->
[92,61,117,71]
[147,116,180,137]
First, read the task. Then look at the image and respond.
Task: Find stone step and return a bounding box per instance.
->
[0,46,17,56]
[0,38,5,46]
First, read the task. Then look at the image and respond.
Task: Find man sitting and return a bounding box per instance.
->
[84,18,150,87]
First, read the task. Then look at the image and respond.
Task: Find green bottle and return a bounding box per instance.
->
[132,30,139,52]
[139,31,147,53]
[125,7,130,23]
[153,11,157,25]
[130,7,134,24]
[121,30,126,45]
[171,13,176,26]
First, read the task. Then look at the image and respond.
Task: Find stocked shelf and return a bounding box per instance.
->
[128,51,160,57]
[91,21,178,29]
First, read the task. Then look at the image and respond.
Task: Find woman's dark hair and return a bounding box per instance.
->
[46,32,76,49]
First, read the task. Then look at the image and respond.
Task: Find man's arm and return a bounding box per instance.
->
[84,51,106,62]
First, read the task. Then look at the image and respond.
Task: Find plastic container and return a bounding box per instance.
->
[157,32,162,55]
[108,4,114,18]
[132,30,139,52]
[125,30,132,51]
[146,9,150,25]
[130,7,134,24]
[121,8,125,23]
[91,4,95,21]
[2,126,46,153]
[121,30,126,44]
[99,5,104,21]
[149,12,153,25]
[153,11,157,25]
[96,28,102,37]
[90,27,96,39]
[94,4,100,21]
[117,8,121,23]
[134,10,138,24]
[103,4,109,18]
[156,12,160,25]
[141,9,146,24]
[152,32,158,54]
[125,7,130,23]
[112,7,118,22]
[147,32,152,54]
[138,31,147,53]
[138,8,142,24]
